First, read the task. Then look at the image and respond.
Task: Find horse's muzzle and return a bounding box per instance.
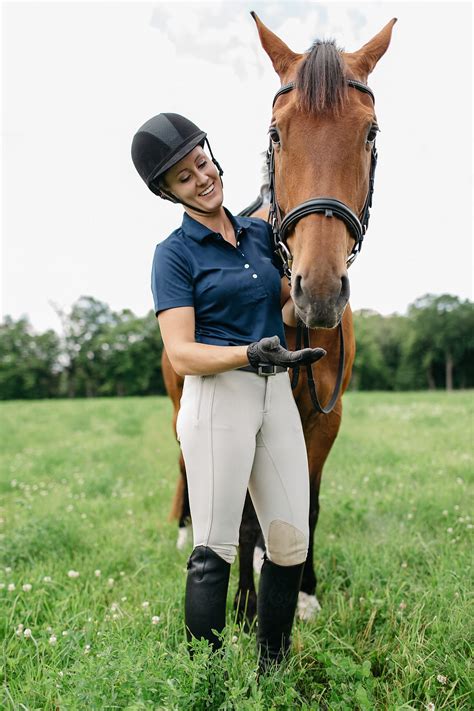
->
[292,274,350,329]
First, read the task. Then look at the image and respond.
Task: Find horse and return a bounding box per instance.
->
[164,13,396,624]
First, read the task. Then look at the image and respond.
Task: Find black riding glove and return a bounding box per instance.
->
[247,335,326,369]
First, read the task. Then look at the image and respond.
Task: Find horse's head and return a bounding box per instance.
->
[252,13,396,329]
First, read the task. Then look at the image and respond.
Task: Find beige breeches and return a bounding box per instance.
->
[176,369,310,566]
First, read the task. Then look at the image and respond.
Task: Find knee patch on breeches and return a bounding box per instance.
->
[266,520,308,566]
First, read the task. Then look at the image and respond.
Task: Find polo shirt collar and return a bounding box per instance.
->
[181,206,253,243]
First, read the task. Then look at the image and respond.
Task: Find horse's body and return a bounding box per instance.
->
[163,14,396,622]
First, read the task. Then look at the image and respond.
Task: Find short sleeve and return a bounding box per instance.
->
[265,222,285,278]
[151,241,194,316]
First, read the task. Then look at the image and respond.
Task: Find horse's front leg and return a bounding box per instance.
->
[298,477,322,620]
[297,406,343,621]
[233,492,260,628]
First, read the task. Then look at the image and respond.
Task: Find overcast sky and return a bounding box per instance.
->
[1,0,472,334]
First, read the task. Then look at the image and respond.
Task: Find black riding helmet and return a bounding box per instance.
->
[131,113,223,214]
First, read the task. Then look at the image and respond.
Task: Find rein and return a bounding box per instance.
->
[267,78,378,414]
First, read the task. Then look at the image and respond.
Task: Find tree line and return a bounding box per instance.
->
[0,293,472,400]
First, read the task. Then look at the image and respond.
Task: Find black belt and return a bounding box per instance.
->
[238,364,288,376]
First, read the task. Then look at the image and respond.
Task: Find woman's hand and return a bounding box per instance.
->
[247,335,326,369]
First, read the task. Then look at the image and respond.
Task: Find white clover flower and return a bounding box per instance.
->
[22,583,32,592]
[141,601,150,609]
[0,583,5,590]
[7,583,15,592]
[401,562,408,568]
[62,631,69,637]
[112,613,119,620]
[121,596,127,602]
[16,624,24,637]
[94,569,101,578]
[81,513,87,520]
[46,626,53,633]
[442,510,448,516]
[447,527,453,534]
[43,576,52,583]
[67,570,80,579]
[49,635,57,646]
[110,602,119,612]
[231,635,238,643]
[119,571,125,577]
[84,644,91,654]
[407,513,413,520]
[426,703,435,711]
[5,567,12,574]
[436,674,447,684]
[58,671,64,678]
[399,601,407,610]
[107,578,114,587]
[151,616,160,625]
[66,505,74,513]
[23,628,32,639]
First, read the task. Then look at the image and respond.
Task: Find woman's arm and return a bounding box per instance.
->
[158,306,249,377]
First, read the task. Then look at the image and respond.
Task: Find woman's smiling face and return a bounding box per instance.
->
[162,145,223,212]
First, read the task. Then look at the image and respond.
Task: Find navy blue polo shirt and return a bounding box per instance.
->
[151,207,287,348]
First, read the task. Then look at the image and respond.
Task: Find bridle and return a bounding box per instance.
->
[267,78,378,414]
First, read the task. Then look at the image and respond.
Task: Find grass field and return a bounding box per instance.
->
[0,391,472,710]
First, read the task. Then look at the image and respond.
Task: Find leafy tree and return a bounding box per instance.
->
[96,309,165,396]
[52,296,116,397]
[0,316,61,399]
[403,294,474,390]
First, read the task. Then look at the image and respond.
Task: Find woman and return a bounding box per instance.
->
[131,113,325,673]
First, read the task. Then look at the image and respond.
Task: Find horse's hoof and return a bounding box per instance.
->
[233,589,257,630]
[176,525,190,550]
[253,546,265,575]
[297,591,321,621]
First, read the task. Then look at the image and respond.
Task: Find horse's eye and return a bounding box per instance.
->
[268,127,280,144]
[367,124,379,143]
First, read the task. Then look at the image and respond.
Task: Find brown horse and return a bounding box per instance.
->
[164,14,396,623]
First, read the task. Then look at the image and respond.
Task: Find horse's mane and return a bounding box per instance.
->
[296,39,348,114]
[252,42,347,203]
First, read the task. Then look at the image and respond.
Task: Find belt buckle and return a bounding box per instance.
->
[257,363,277,377]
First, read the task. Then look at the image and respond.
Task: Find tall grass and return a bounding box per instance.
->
[1,392,472,709]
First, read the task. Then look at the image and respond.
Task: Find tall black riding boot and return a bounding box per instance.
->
[184,545,231,656]
[256,554,304,674]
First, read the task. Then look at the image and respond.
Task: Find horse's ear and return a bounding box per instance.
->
[250,11,301,78]
[348,18,397,78]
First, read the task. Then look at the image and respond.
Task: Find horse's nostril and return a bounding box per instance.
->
[292,274,303,300]
[340,275,350,302]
